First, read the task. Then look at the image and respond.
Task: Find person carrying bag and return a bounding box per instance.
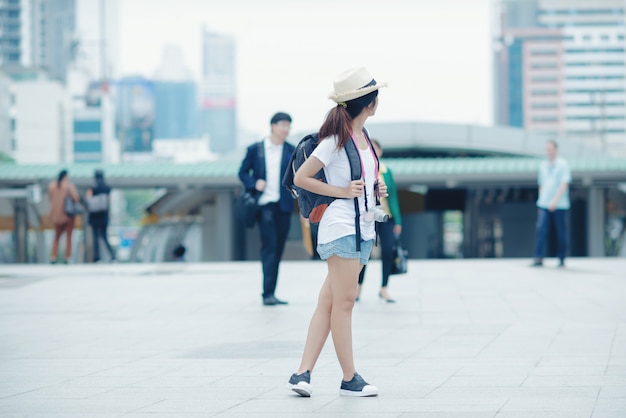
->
[357,139,404,303]
[86,170,116,262]
[48,170,79,264]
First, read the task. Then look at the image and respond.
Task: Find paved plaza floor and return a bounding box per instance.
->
[0,258,625,417]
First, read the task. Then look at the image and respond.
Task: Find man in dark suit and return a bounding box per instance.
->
[239,112,295,306]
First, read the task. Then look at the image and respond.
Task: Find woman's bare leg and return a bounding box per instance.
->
[64,221,74,260]
[327,255,361,381]
[297,276,332,374]
[51,224,63,261]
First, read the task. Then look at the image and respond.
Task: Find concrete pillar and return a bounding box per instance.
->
[84,222,94,263]
[215,190,234,261]
[35,231,46,263]
[200,191,234,261]
[463,189,479,258]
[587,187,605,257]
[13,198,28,263]
[200,204,214,261]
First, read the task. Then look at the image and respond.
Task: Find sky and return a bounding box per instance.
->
[118,0,494,138]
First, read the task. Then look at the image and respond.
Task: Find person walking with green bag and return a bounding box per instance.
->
[357,139,402,303]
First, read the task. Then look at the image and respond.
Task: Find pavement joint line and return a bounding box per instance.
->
[0,259,624,415]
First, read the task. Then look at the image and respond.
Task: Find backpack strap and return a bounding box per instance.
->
[362,128,380,248]
[362,127,379,172]
[343,139,362,251]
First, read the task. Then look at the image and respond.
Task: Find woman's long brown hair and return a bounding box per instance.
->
[318,106,352,149]
[318,90,378,149]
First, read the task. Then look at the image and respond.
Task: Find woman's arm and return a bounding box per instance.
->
[294,156,363,199]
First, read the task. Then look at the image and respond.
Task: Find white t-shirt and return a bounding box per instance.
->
[257,137,283,206]
[311,135,377,244]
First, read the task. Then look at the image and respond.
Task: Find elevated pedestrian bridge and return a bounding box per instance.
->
[1,121,625,263]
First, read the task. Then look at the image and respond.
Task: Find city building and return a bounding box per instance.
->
[0,0,25,68]
[10,76,72,164]
[73,83,117,163]
[152,46,197,140]
[153,81,197,140]
[0,71,10,156]
[153,45,193,82]
[199,27,237,154]
[113,76,155,155]
[152,138,213,164]
[73,0,119,82]
[30,0,77,84]
[493,0,626,156]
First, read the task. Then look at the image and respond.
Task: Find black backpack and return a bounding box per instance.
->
[282,130,377,251]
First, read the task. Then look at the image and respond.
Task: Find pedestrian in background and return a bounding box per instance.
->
[238,112,295,306]
[357,139,402,303]
[48,169,79,264]
[86,170,116,262]
[288,67,387,397]
[173,244,186,262]
[532,139,571,267]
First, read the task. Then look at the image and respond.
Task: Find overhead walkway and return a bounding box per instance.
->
[1,156,625,189]
[1,121,625,263]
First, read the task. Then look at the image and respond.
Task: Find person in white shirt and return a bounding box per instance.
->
[287,67,388,397]
[532,139,571,267]
[238,113,296,305]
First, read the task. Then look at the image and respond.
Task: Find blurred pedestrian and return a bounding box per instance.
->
[173,244,186,262]
[238,112,295,306]
[532,139,571,267]
[357,139,402,303]
[48,169,79,264]
[288,67,387,397]
[86,170,116,262]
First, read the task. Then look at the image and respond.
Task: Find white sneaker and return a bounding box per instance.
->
[339,373,378,397]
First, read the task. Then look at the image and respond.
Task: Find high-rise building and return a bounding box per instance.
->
[73,0,119,82]
[493,0,626,155]
[73,106,103,162]
[154,45,193,82]
[73,82,117,163]
[153,46,197,140]
[153,81,197,139]
[0,0,25,67]
[199,27,237,154]
[30,0,77,84]
[0,71,10,156]
[114,76,155,153]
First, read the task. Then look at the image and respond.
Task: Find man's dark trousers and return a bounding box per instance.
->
[92,225,115,261]
[534,208,568,261]
[258,203,291,298]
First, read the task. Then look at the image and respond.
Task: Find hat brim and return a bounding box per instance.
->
[328,81,388,103]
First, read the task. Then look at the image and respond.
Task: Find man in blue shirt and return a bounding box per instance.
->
[532,140,571,267]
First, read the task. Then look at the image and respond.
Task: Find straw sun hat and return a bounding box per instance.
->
[328,67,388,104]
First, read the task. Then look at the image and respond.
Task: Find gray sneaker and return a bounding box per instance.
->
[339,372,378,397]
[288,370,312,397]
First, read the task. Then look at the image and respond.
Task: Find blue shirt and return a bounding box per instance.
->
[537,157,571,210]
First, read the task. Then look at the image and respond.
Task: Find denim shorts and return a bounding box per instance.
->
[316,235,373,265]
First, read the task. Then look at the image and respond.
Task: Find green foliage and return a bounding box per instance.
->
[0,152,14,163]
[120,189,160,227]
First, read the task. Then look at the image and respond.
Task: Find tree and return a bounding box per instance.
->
[0,152,14,163]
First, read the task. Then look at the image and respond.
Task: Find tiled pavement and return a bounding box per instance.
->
[0,258,625,417]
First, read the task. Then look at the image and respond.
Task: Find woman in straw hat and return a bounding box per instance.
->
[288,67,388,397]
